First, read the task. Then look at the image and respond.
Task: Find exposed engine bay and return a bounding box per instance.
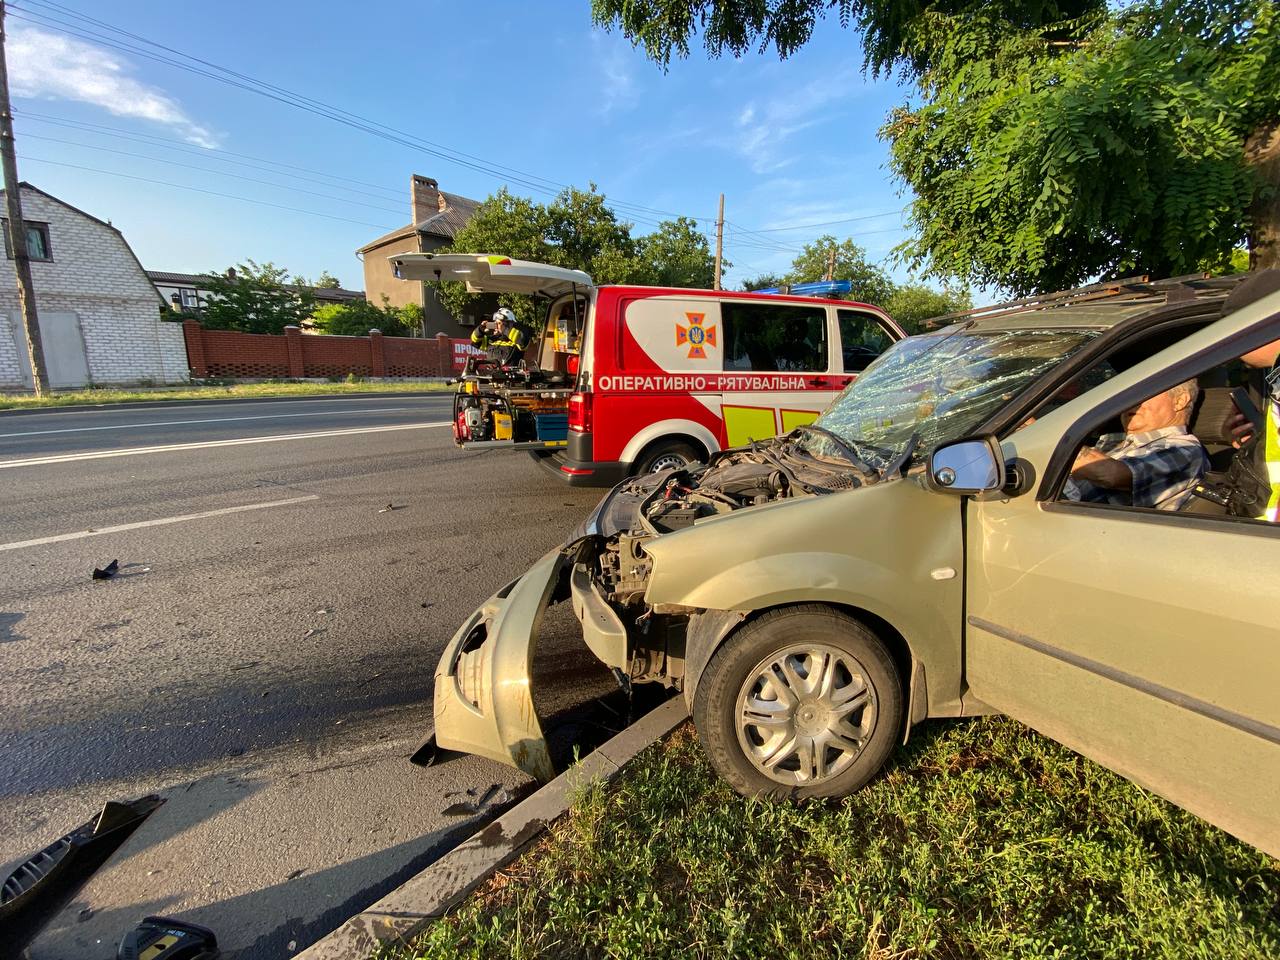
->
[572,431,885,689]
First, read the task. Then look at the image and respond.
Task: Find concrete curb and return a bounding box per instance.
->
[295,697,689,959]
[0,388,454,417]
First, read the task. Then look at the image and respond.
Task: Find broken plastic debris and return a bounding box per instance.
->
[117,915,218,960]
[92,559,119,581]
[441,783,508,816]
[378,503,405,513]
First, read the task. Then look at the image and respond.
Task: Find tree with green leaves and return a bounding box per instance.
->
[741,273,785,291]
[882,282,971,333]
[591,0,1096,75]
[784,235,895,304]
[438,187,618,326]
[310,297,418,338]
[198,260,314,334]
[635,216,718,287]
[439,188,716,323]
[594,0,1279,294]
[313,270,341,289]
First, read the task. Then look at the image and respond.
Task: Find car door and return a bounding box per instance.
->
[962,315,1280,858]
[718,299,839,444]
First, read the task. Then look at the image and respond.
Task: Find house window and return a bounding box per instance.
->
[180,288,201,309]
[1,219,52,261]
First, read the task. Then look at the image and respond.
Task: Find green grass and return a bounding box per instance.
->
[394,718,1278,960]
[0,379,451,410]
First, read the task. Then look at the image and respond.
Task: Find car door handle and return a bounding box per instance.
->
[806,377,832,387]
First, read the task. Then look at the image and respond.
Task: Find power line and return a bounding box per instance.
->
[7,6,568,198]
[734,209,907,233]
[724,225,806,255]
[16,109,405,202]
[17,155,400,230]
[10,1,914,246]
[10,0,714,226]
[17,132,408,215]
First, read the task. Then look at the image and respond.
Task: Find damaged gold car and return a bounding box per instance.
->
[428,273,1280,858]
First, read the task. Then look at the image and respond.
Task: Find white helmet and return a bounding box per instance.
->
[492,307,517,327]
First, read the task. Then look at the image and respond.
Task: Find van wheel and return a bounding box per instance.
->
[634,439,702,474]
[693,606,902,799]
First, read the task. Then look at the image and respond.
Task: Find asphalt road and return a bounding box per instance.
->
[0,394,623,958]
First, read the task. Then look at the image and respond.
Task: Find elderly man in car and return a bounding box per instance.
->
[1064,379,1207,511]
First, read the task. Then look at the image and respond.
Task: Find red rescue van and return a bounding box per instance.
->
[392,254,905,485]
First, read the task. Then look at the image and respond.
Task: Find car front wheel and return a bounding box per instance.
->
[634,439,701,474]
[692,605,903,798]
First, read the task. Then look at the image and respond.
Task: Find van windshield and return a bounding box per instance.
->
[807,326,1100,470]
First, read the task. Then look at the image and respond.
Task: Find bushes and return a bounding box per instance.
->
[309,297,421,337]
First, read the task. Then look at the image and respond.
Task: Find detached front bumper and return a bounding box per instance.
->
[432,548,567,783]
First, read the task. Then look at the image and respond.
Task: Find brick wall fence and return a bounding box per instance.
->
[182,321,480,379]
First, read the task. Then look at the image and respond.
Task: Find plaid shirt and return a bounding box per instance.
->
[1064,426,1207,511]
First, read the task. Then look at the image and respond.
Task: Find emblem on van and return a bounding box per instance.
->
[676,313,717,360]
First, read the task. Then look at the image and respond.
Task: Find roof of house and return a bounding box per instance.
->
[3,182,165,305]
[355,190,481,254]
[146,270,365,303]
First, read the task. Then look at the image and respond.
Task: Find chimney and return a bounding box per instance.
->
[411,175,440,224]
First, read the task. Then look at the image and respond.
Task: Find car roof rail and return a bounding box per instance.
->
[921,271,1251,330]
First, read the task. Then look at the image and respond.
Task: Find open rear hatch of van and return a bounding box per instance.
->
[391,253,591,451]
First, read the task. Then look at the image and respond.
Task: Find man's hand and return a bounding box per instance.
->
[1070,446,1133,490]
[1071,446,1107,470]
[1226,411,1255,448]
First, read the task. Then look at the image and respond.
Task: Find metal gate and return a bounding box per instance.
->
[9,311,90,388]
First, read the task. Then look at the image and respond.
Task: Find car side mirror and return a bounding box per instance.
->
[927,437,1005,495]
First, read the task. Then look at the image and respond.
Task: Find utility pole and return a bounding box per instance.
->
[825,248,836,282]
[713,193,724,291]
[0,1,47,395]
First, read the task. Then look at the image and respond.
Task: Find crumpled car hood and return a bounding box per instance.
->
[573,436,874,542]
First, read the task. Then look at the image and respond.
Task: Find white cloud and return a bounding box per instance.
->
[590,32,639,117]
[732,71,859,174]
[8,26,218,148]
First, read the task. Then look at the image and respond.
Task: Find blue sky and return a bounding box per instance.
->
[7,1,916,291]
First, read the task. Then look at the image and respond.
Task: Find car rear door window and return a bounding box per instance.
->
[721,302,828,372]
[838,309,894,371]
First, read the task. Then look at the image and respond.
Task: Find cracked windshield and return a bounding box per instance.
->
[811,328,1100,470]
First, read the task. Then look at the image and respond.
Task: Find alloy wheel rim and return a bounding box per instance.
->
[734,642,877,786]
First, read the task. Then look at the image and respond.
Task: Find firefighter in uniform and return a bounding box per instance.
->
[471,307,531,367]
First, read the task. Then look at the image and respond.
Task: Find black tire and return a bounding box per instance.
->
[633,438,702,475]
[692,605,903,799]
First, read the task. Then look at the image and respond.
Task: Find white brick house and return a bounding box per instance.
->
[0,183,188,390]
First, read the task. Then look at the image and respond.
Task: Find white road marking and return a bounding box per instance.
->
[0,407,413,439]
[0,394,451,422]
[0,421,452,470]
[0,495,321,552]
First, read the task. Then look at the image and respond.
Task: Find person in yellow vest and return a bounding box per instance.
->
[1227,337,1280,521]
[1215,271,1280,520]
[471,307,531,367]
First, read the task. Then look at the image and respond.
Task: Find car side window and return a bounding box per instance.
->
[1051,356,1273,524]
[721,302,828,372]
[838,309,894,372]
